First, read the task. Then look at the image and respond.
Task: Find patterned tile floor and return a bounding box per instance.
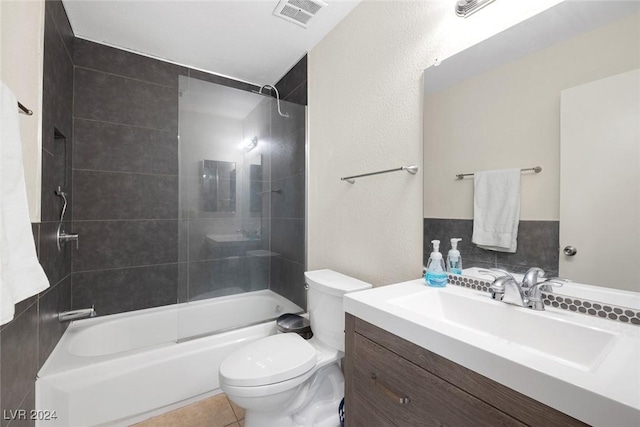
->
[132,393,245,427]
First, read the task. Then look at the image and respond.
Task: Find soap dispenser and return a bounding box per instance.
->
[425,240,447,287]
[447,238,463,275]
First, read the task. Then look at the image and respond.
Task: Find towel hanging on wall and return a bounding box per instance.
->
[0,81,49,325]
[471,168,521,253]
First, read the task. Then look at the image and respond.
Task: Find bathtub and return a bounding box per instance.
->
[36,290,303,427]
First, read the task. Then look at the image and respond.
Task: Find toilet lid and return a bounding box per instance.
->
[219,333,317,387]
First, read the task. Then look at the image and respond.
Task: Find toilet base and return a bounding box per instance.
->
[241,364,344,427]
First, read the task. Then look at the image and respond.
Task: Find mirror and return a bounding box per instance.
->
[201,160,236,212]
[423,1,640,292]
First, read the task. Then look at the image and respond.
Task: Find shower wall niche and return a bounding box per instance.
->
[179,76,307,308]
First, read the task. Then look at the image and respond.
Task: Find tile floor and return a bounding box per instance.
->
[132,393,245,427]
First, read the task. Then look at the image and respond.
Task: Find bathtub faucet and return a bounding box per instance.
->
[59,306,96,322]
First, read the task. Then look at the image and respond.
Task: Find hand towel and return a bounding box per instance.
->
[471,168,521,253]
[1,81,49,325]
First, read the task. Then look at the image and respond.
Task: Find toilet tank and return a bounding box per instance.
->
[305,269,372,352]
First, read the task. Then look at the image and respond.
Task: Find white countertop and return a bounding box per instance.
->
[344,279,640,427]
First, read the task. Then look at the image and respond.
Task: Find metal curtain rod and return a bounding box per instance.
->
[18,102,33,116]
[456,166,542,180]
[341,165,418,184]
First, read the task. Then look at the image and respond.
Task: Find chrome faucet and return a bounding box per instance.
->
[59,306,96,322]
[479,268,567,311]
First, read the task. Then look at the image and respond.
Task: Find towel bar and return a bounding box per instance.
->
[341,165,418,184]
[456,166,541,180]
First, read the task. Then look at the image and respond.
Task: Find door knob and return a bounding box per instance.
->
[563,246,577,256]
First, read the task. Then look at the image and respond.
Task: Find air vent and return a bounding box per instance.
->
[273,0,327,28]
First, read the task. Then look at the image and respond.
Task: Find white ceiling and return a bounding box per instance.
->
[62,0,360,85]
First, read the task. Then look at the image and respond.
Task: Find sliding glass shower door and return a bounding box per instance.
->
[177,75,306,341]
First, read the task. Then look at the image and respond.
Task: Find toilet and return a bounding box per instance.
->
[219,269,372,427]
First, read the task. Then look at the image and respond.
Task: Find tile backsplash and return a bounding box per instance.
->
[424,218,559,276]
[447,273,640,326]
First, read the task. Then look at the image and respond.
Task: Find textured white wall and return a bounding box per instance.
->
[307,0,562,286]
[0,0,45,222]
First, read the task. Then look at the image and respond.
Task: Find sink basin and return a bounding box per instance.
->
[389,287,619,371]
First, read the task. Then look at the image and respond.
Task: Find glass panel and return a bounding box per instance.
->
[177,76,306,342]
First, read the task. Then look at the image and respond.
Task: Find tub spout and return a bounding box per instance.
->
[59,306,96,322]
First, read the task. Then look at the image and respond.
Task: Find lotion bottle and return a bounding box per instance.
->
[425,240,447,287]
[447,238,463,275]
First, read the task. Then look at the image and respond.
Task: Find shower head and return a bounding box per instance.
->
[455,0,497,18]
[252,85,290,118]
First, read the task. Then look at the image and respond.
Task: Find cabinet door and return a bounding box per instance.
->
[352,333,525,427]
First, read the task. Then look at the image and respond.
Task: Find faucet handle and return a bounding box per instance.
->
[527,279,565,297]
[538,277,570,293]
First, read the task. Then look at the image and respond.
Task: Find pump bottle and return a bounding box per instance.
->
[447,238,463,275]
[425,240,447,287]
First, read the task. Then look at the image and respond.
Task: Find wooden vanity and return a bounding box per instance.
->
[344,314,588,427]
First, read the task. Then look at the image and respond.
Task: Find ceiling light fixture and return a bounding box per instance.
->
[455,0,497,18]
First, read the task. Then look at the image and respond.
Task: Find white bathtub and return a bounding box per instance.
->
[36,290,303,427]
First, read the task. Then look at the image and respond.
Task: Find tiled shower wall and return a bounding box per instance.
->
[70,41,308,314]
[0,1,74,425]
[423,218,560,277]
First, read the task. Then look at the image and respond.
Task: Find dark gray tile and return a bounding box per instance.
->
[42,9,73,154]
[276,55,307,105]
[281,82,307,107]
[73,119,178,175]
[178,262,189,303]
[188,257,249,301]
[72,220,178,272]
[38,222,71,287]
[178,220,189,263]
[496,220,560,274]
[423,218,496,267]
[6,385,35,427]
[73,170,178,220]
[270,219,304,265]
[74,39,186,87]
[0,304,38,427]
[270,257,306,310]
[72,264,178,316]
[271,101,305,140]
[74,68,178,132]
[38,276,71,369]
[41,140,71,223]
[271,173,305,219]
[246,255,270,292]
[271,129,305,181]
[46,0,74,58]
[188,69,258,93]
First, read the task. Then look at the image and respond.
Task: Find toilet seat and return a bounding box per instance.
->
[220,333,317,387]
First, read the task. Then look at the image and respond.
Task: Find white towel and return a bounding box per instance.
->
[472,168,521,253]
[0,81,49,325]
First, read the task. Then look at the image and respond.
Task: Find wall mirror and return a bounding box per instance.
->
[201,159,237,212]
[423,1,639,292]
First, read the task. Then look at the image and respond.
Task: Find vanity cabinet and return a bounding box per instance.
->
[344,314,588,427]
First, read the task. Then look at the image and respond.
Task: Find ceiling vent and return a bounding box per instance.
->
[273,0,328,28]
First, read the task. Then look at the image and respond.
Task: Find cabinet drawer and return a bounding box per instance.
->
[352,333,525,427]
[348,391,396,427]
